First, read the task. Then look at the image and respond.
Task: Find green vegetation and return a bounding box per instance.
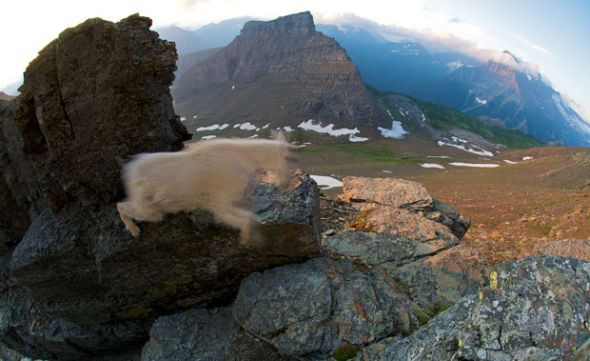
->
[300,142,430,164]
[369,87,544,149]
[332,344,361,361]
[416,100,544,149]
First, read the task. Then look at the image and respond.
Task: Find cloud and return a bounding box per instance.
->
[323,13,541,74]
[177,0,211,10]
[513,33,555,57]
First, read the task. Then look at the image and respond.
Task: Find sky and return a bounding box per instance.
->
[1,0,588,118]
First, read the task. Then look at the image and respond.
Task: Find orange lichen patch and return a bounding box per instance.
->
[354,303,367,320]
[342,176,431,207]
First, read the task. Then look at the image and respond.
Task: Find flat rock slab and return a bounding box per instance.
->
[342,176,431,207]
[342,176,470,242]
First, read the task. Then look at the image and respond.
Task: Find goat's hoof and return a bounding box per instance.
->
[128,226,141,237]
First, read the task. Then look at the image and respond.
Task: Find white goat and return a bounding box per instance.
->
[117,136,294,242]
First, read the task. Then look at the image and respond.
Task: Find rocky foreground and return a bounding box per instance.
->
[0,14,589,361]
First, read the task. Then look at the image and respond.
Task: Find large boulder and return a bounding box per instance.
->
[355,256,590,361]
[0,14,189,219]
[0,14,321,360]
[342,176,470,250]
[232,257,418,359]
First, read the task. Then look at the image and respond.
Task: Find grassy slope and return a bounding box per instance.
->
[416,100,545,149]
[370,88,544,149]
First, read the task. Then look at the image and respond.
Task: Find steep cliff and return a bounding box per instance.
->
[173,11,388,130]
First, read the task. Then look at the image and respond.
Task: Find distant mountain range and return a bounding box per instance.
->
[172,12,388,130]
[155,17,252,54]
[318,25,590,146]
[159,12,589,146]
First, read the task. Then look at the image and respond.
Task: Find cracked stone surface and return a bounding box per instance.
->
[354,255,590,361]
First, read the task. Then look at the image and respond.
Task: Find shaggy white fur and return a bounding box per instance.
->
[117,136,294,242]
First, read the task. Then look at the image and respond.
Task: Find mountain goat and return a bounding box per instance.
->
[117,136,294,243]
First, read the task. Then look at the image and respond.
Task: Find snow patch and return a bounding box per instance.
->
[437,140,494,157]
[180,117,186,122]
[475,97,488,105]
[427,155,451,159]
[283,126,294,132]
[192,115,198,119]
[196,123,230,132]
[420,163,445,169]
[447,60,464,70]
[311,175,343,190]
[503,160,518,164]
[297,119,367,142]
[378,121,409,139]
[522,156,534,161]
[386,109,394,119]
[248,134,258,139]
[233,122,257,131]
[201,135,217,140]
[231,85,235,90]
[262,123,270,129]
[349,134,369,142]
[381,170,393,174]
[449,162,499,168]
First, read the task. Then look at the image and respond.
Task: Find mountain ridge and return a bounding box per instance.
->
[173,11,388,130]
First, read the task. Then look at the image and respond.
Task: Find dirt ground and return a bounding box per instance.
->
[301,142,590,265]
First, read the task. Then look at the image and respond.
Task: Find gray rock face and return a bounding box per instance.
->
[0,14,320,361]
[233,257,418,358]
[141,307,234,361]
[2,174,319,360]
[322,231,436,266]
[173,11,387,130]
[355,256,590,361]
[1,14,189,217]
[322,231,488,316]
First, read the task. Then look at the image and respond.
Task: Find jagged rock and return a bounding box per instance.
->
[343,176,470,241]
[0,14,189,218]
[173,11,387,130]
[141,307,234,361]
[323,232,489,316]
[354,256,590,361]
[387,244,490,311]
[233,257,418,359]
[3,172,319,360]
[322,231,437,266]
[0,14,320,361]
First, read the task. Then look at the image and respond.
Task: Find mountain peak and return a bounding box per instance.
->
[502,50,520,64]
[241,11,315,37]
[0,91,15,102]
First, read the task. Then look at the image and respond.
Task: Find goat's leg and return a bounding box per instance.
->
[208,201,258,244]
[117,202,141,237]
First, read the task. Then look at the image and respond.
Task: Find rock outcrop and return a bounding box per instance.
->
[0,15,320,360]
[173,11,388,130]
[343,176,471,249]
[355,256,590,361]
